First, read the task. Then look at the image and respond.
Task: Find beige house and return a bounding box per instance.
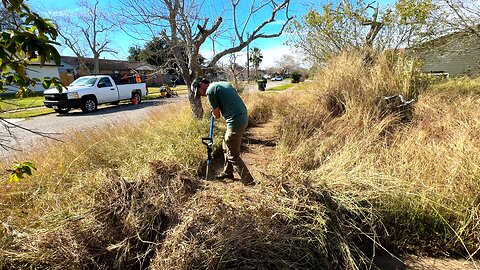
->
[416,31,480,77]
[59,56,166,86]
[5,61,61,93]
[28,62,61,92]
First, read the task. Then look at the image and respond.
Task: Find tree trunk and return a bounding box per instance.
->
[78,57,90,76]
[93,53,100,74]
[188,84,204,118]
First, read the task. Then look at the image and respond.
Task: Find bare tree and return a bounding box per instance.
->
[54,0,117,74]
[434,0,480,39]
[118,0,293,118]
[287,0,437,65]
[273,54,300,74]
[0,6,21,31]
[223,52,246,88]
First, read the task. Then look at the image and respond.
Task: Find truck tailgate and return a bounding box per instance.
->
[117,83,146,100]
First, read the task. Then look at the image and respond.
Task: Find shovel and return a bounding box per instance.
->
[201,115,215,180]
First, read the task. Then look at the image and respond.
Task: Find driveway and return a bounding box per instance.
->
[0,96,186,163]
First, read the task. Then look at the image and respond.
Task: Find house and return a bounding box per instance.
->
[60,56,130,78]
[7,56,179,93]
[5,60,61,93]
[59,56,168,86]
[28,61,61,92]
[415,31,480,77]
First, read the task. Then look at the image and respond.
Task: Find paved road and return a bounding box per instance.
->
[0,96,187,163]
[0,80,291,164]
[244,79,290,92]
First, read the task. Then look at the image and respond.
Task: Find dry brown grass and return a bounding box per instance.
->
[267,52,480,258]
[151,181,372,270]
[0,102,219,269]
[243,93,275,127]
[1,52,480,269]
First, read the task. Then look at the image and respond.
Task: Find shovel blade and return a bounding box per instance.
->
[205,165,210,180]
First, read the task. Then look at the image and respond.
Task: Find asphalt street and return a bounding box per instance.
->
[0,80,291,164]
[0,96,187,164]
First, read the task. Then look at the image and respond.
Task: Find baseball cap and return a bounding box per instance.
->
[191,77,210,98]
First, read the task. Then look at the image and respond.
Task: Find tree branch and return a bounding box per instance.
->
[208,15,293,67]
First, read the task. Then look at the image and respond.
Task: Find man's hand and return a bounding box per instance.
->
[212,108,220,119]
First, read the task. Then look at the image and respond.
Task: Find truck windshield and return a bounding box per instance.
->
[70,77,98,87]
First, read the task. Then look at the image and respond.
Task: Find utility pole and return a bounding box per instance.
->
[246,32,250,82]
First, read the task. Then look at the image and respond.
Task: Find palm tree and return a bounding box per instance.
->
[249,47,263,79]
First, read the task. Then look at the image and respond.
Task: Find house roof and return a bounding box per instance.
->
[29,59,62,66]
[61,56,157,71]
[129,63,157,71]
[413,29,479,52]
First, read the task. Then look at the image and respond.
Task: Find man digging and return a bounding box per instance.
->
[192,78,255,186]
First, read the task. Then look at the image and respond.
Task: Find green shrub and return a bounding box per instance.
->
[291,71,301,83]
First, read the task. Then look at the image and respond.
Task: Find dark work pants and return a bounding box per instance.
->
[222,123,254,184]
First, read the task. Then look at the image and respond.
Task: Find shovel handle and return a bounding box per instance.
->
[202,137,213,146]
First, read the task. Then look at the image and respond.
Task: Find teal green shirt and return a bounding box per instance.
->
[206,82,248,129]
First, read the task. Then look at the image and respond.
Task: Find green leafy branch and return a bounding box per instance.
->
[8,161,36,182]
[0,0,64,97]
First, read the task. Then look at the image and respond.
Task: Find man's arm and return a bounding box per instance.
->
[212,107,220,118]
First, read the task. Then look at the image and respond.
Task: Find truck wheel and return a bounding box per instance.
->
[132,92,141,104]
[81,98,97,113]
[54,108,70,114]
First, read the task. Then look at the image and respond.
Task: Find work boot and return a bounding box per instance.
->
[215,172,234,180]
[242,179,256,186]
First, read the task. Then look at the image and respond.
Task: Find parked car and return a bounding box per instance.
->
[43,75,148,114]
[271,76,283,81]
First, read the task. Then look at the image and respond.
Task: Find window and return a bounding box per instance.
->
[70,77,98,87]
[98,77,113,87]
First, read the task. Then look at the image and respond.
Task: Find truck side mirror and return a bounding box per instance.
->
[98,82,106,88]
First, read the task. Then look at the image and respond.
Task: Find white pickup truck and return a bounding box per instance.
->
[43,75,148,114]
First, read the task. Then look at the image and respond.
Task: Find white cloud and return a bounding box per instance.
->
[259,45,300,69]
[200,44,306,70]
[269,20,286,26]
[200,48,215,61]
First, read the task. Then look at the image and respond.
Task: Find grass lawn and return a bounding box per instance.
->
[0,92,45,111]
[1,108,55,119]
[266,83,295,91]
[148,85,188,95]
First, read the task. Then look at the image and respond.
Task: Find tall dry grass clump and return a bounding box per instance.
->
[243,93,275,127]
[0,103,220,269]
[269,52,480,258]
[2,52,480,270]
[317,51,424,118]
[271,51,419,174]
[0,99,375,269]
[376,85,480,255]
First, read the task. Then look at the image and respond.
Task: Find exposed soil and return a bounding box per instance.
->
[237,121,479,270]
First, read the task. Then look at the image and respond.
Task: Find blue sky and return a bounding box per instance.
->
[31,0,309,69]
[30,0,396,69]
